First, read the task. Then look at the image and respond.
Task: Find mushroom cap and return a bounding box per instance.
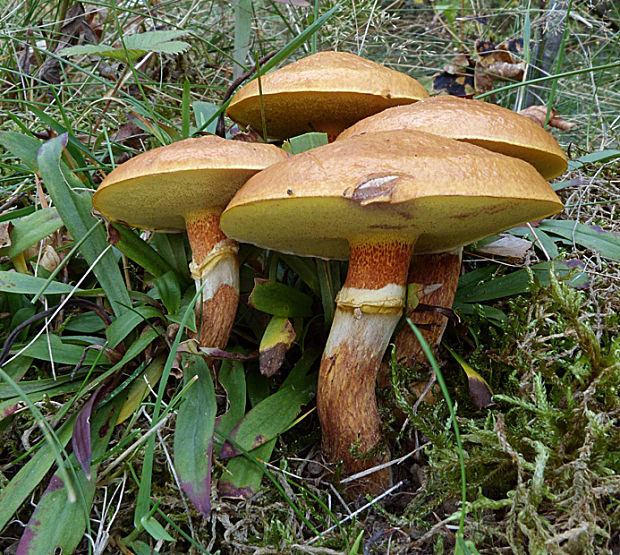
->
[92,135,288,231]
[221,130,563,259]
[337,95,567,179]
[226,51,429,140]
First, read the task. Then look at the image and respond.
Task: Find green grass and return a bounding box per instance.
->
[0,1,619,553]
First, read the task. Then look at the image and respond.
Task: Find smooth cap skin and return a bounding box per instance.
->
[221,130,563,258]
[92,135,288,231]
[226,51,429,139]
[337,95,568,179]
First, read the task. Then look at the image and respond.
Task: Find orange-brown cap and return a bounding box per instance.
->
[221,130,563,259]
[226,51,429,140]
[337,95,567,179]
[92,136,288,231]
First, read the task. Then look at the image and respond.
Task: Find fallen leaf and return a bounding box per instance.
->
[518,105,577,130]
[475,234,533,260]
[259,316,296,377]
[0,222,12,249]
[39,244,61,273]
[431,53,476,97]
[445,345,494,409]
[474,38,525,93]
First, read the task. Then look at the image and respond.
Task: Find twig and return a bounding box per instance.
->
[305,480,405,545]
[340,443,429,484]
[215,52,277,138]
[0,191,27,214]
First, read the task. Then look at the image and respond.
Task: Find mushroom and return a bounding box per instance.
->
[338,95,568,366]
[220,129,563,493]
[226,51,428,142]
[338,95,567,179]
[92,136,288,351]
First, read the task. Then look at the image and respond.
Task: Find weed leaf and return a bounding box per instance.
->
[538,219,620,260]
[60,30,191,62]
[0,207,62,259]
[214,359,247,456]
[218,349,318,497]
[117,356,166,424]
[108,222,177,279]
[173,355,216,518]
[249,279,313,317]
[568,149,620,170]
[282,132,329,154]
[454,261,588,304]
[219,348,318,459]
[0,271,83,295]
[0,417,73,532]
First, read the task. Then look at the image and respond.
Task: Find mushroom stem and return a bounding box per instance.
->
[185,208,239,349]
[393,248,462,366]
[317,237,413,494]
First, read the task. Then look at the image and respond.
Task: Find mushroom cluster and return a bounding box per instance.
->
[93,52,566,498]
[222,58,565,494]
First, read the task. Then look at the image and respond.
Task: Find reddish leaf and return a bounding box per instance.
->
[72,382,112,479]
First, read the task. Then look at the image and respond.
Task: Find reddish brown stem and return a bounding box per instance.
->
[317,238,413,495]
[393,249,462,366]
[185,209,240,350]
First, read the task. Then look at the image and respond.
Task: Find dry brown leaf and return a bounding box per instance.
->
[518,105,577,130]
[485,61,525,80]
[432,52,476,96]
[474,38,525,93]
[475,234,533,260]
[444,53,471,75]
[0,222,12,249]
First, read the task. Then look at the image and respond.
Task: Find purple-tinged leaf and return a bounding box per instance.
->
[72,382,111,480]
[173,355,217,519]
[218,481,255,500]
[198,347,257,360]
[219,439,277,499]
[17,399,120,554]
[16,474,93,555]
